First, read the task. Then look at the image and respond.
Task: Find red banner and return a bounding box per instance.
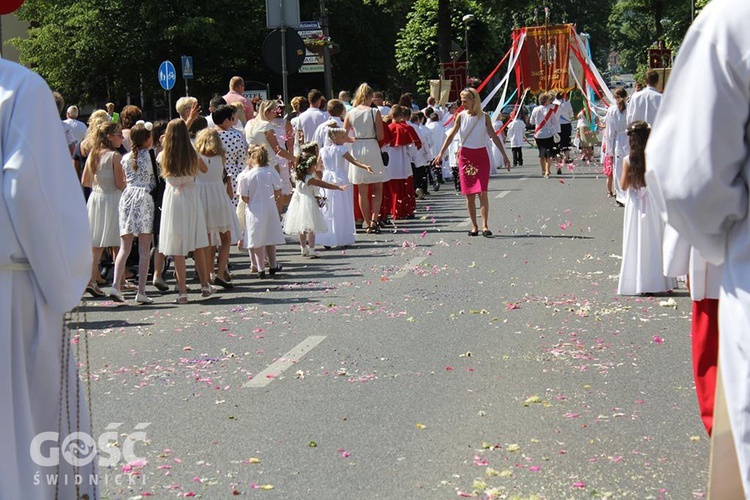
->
[440,61,467,102]
[515,24,573,93]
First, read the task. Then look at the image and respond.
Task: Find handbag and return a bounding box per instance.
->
[315,195,327,208]
[148,149,165,207]
[371,108,389,166]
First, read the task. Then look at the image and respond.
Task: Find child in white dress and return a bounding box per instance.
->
[81,122,125,298]
[110,123,155,304]
[317,126,373,247]
[158,119,215,302]
[284,145,349,257]
[239,145,286,278]
[195,128,240,289]
[617,121,677,295]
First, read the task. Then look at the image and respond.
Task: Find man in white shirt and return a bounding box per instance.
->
[63,105,87,145]
[297,89,328,143]
[338,90,353,112]
[52,92,76,156]
[205,95,226,128]
[644,0,749,495]
[626,69,662,125]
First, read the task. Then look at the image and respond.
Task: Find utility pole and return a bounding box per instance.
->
[320,0,333,99]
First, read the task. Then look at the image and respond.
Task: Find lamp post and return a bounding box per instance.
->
[462,14,475,81]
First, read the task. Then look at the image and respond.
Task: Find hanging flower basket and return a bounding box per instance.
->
[305,34,335,54]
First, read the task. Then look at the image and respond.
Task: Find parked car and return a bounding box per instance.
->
[500,103,536,130]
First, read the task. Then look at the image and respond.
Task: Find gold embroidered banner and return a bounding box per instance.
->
[516,24,574,93]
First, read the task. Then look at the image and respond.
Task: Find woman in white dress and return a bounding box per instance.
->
[245,100,296,215]
[110,123,155,304]
[158,119,215,303]
[195,128,240,289]
[81,121,125,297]
[312,126,373,248]
[603,87,629,206]
[344,83,387,233]
[617,121,676,295]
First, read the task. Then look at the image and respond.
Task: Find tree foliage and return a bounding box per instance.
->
[8,0,700,109]
[608,0,692,73]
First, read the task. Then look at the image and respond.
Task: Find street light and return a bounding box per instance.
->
[462,14,475,78]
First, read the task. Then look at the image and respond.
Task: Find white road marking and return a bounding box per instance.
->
[520,176,530,181]
[495,190,510,199]
[244,336,327,388]
[391,256,427,279]
[458,218,472,227]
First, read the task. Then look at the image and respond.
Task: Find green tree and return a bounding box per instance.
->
[608,0,692,73]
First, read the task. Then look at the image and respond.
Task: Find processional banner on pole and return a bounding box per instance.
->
[515,24,574,93]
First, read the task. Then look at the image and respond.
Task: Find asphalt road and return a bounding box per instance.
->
[80,147,708,499]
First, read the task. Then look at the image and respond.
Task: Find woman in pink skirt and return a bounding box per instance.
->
[435,88,511,237]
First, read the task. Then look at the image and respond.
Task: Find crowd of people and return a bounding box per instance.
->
[57,79,526,306]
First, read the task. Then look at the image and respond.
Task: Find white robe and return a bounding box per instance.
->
[626,86,662,126]
[0,59,94,498]
[645,0,750,492]
[603,105,629,204]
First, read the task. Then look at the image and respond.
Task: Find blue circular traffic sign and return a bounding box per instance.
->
[158,60,176,90]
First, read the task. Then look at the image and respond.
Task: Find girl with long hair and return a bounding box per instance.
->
[617,120,677,295]
[110,123,155,303]
[81,122,125,297]
[158,119,215,303]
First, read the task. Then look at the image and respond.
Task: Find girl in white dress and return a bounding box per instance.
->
[195,128,240,289]
[110,123,155,303]
[81,122,125,297]
[318,126,373,247]
[285,144,350,256]
[617,121,677,295]
[239,145,286,278]
[158,119,215,303]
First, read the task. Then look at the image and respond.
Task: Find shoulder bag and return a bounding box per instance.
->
[371,109,389,166]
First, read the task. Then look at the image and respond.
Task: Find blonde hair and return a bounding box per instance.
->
[194,128,225,157]
[84,122,121,178]
[256,100,277,122]
[229,102,246,126]
[175,96,198,120]
[248,144,269,167]
[229,76,244,91]
[353,83,374,106]
[327,121,346,140]
[460,88,483,116]
[161,118,199,178]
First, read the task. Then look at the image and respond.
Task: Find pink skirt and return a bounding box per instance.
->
[458,147,490,195]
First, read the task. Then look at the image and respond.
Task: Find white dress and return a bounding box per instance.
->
[347,107,387,184]
[196,154,241,242]
[318,144,356,246]
[488,119,504,174]
[119,149,155,235]
[617,176,677,295]
[283,174,329,234]
[87,149,122,246]
[644,0,750,490]
[158,175,209,256]
[239,166,285,248]
[1,58,95,500]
